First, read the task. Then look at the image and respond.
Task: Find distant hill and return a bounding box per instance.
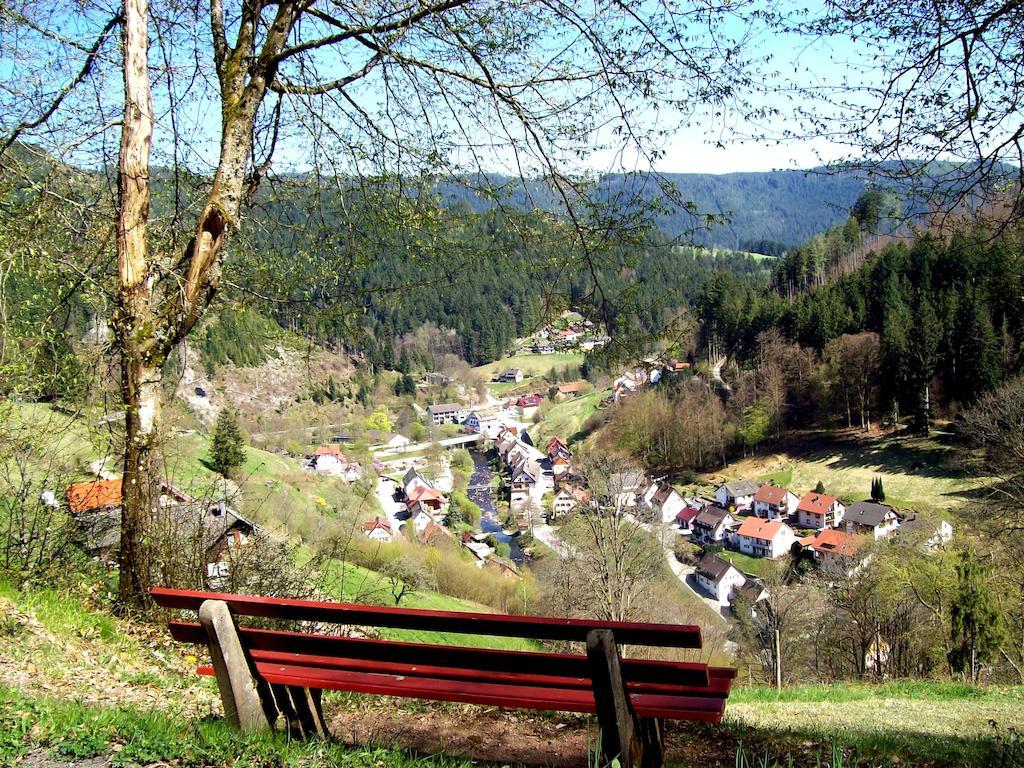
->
[436,169,869,250]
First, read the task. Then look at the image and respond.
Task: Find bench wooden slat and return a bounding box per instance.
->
[235,662,726,722]
[170,621,720,687]
[153,588,702,648]
[194,652,734,698]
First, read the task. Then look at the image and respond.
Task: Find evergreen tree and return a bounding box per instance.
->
[949,549,1005,682]
[906,292,939,434]
[209,408,247,478]
[870,476,886,502]
[878,272,911,425]
[814,480,826,494]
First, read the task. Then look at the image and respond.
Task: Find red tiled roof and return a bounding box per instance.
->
[801,528,862,557]
[754,485,790,505]
[67,479,123,513]
[797,492,839,515]
[556,382,586,395]
[313,444,345,457]
[675,507,701,523]
[362,516,392,533]
[407,486,445,503]
[737,516,788,541]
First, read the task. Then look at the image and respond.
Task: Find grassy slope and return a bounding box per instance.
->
[4,582,1024,767]
[529,388,607,444]
[704,431,984,516]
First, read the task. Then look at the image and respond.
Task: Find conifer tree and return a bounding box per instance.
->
[949,549,1005,682]
[870,476,886,502]
[209,408,246,478]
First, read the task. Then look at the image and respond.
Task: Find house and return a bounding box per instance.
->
[752,485,799,520]
[462,539,493,563]
[66,478,193,555]
[421,372,453,387]
[484,559,522,580]
[649,483,687,524]
[338,461,362,483]
[545,437,573,475]
[465,409,504,438]
[801,528,867,577]
[532,342,555,354]
[406,485,446,515]
[796,492,846,530]
[417,521,453,547]
[402,467,432,497]
[408,507,439,534]
[664,359,692,375]
[691,506,738,545]
[552,485,588,517]
[735,517,798,559]
[897,512,953,551]
[494,368,523,383]
[714,480,760,511]
[362,516,394,543]
[694,553,747,606]
[609,470,647,509]
[516,394,542,419]
[555,382,586,399]
[674,506,701,534]
[426,403,468,425]
[306,445,350,475]
[845,501,900,540]
[201,505,258,587]
[732,580,770,619]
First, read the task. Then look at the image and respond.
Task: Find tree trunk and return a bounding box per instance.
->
[115,0,156,612]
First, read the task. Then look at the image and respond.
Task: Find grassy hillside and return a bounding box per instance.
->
[529,388,607,444]
[4,581,1023,768]
[703,431,984,516]
[474,352,584,395]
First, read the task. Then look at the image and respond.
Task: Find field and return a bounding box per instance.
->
[474,352,584,393]
[703,430,986,516]
[529,388,608,444]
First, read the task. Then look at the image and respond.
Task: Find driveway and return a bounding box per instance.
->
[375,476,407,531]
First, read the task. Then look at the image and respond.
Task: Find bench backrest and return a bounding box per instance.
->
[151,588,703,648]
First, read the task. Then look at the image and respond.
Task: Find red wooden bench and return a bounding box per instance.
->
[152,588,734,768]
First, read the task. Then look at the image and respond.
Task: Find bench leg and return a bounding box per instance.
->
[271,684,331,740]
[198,599,275,734]
[587,629,660,768]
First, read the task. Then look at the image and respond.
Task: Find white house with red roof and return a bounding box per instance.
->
[647,483,687,524]
[735,517,798,558]
[674,506,700,535]
[515,394,543,419]
[362,516,394,543]
[752,485,799,521]
[307,444,347,474]
[796,492,846,530]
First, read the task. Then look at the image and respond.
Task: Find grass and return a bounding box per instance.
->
[474,352,585,379]
[708,431,986,516]
[0,684,487,768]
[530,388,608,444]
[723,681,1024,767]
[718,550,781,580]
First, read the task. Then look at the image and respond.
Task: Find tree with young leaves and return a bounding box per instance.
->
[1,0,764,609]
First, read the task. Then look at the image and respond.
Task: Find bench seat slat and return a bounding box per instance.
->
[153,588,702,648]
[169,621,722,687]
[195,651,734,698]
[230,662,726,722]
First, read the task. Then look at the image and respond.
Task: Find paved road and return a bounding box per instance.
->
[375,476,408,531]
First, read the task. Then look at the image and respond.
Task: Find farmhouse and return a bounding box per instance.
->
[735,517,798,559]
[362,516,394,543]
[694,553,747,606]
[796,492,846,530]
[714,479,760,511]
[516,394,542,418]
[555,382,586,398]
[495,368,524,383]
[752,484,799,520]
[845,501,900,539]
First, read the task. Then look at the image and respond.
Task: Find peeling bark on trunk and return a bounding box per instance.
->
[113,1,300,609]
[115,0,156,612]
